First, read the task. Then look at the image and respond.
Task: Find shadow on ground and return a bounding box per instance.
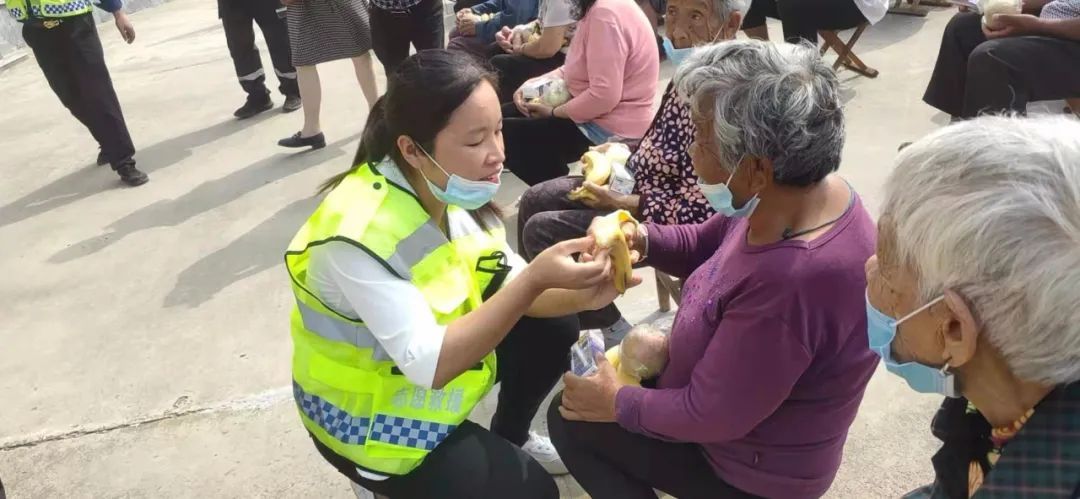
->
[50,134,358,263]
[163,194,321,308]
[0,114,274,230]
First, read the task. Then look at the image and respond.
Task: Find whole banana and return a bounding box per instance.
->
[591,209,638,294]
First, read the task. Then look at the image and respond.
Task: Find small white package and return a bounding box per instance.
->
[570,331,605,377]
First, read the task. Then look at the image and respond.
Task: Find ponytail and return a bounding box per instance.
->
[318,96,393,194]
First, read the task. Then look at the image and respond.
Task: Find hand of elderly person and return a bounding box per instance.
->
[577,181,635,211]
[496,26,515,52]
[513,87,532,116]
[584,214,646,261]
[983,13,1045,38]
[458,13,479,35]
[560,352,625,422]
[524,101,557,118]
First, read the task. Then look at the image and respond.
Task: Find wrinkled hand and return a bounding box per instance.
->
[496,27,515,53]
[559,353,624,423]
[524,237,610,291]
[577,181,623,210]
[513,86,533,116]
[583,215,643,261]
[114,11,135,44]
[458,13,478,35]
[983,13,1044,38]
[524,100,555,118]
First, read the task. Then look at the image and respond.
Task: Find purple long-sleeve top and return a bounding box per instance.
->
[615,193,879,498]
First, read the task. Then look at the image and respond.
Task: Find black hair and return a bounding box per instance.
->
[320,49,502,223]
[571,0,598,20]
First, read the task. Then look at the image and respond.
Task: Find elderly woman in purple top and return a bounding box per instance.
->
[547,40,878,499]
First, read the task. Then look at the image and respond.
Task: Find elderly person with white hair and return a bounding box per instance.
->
[546,40,879,499]
[867,115,1080,498]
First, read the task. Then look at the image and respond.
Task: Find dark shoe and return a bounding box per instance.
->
[278,131,326,149]
[234,96,273,120]
[283,95,302,113]
[96,150,108,166]
[115,162,149,186]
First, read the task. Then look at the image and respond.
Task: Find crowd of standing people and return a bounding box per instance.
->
[6,0,1080,496]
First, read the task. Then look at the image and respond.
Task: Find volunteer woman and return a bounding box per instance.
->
[284,49,634,498]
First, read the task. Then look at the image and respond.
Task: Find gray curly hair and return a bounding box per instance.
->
[673,39,844,186]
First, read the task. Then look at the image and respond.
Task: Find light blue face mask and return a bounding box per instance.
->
[417,144,499,210]
[866,294,958,398]
[661,29,724,66]
[697,159,760,218]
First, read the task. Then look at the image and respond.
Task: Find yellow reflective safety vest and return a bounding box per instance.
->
[6,0,93,21]
[285,161,508,476]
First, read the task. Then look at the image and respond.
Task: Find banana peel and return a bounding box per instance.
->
[592,209,638,294]
[568,151,613,201]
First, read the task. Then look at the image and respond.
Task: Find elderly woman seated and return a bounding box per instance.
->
[516,0,747,341]
[923,1,1080,120]
[868,115,1080,498]
[547,40,879,499]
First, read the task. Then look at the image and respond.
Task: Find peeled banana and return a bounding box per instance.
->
[568,151,613,201]
[592,210,638,294]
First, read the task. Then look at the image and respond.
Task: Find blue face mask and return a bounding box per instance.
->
[417,145,500,210]
[697,160,760,218]
[866,294,958,398]
[661,36,694,66]
[662,29,724,66]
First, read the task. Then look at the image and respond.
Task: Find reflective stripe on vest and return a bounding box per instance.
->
[286,162,503,476]
[295,381,458,451]
[5,0,92,20]
[295,300,393,361]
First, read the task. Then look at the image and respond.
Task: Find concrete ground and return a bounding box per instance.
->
[0,1,992,497]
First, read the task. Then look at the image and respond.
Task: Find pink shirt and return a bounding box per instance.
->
[553,0,659,140]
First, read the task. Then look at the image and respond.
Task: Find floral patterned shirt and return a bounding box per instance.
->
[628,82,714,225]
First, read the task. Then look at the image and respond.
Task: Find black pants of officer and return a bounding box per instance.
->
[369,0,445,75]
[22,13,136,170]
[220,0,299,100]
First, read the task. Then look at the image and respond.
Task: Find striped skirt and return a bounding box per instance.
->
[287,0,373,67]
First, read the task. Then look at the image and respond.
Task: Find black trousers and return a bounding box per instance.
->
[369,0,445,76]
[22,14,136,169]
[547,392,764,499]
[221,0,299,99]
[923,12,1080,119]
[501,105,593,186]
[312,315,577,498]
[742,0,866,44]
[490,52,565,104]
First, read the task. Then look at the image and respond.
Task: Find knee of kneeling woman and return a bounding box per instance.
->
[517,183,546,223]
[520,211,561,260]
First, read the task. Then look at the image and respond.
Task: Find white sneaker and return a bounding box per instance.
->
[350,481,388,499]
[522,431,569,475]
[350,481,375,499]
